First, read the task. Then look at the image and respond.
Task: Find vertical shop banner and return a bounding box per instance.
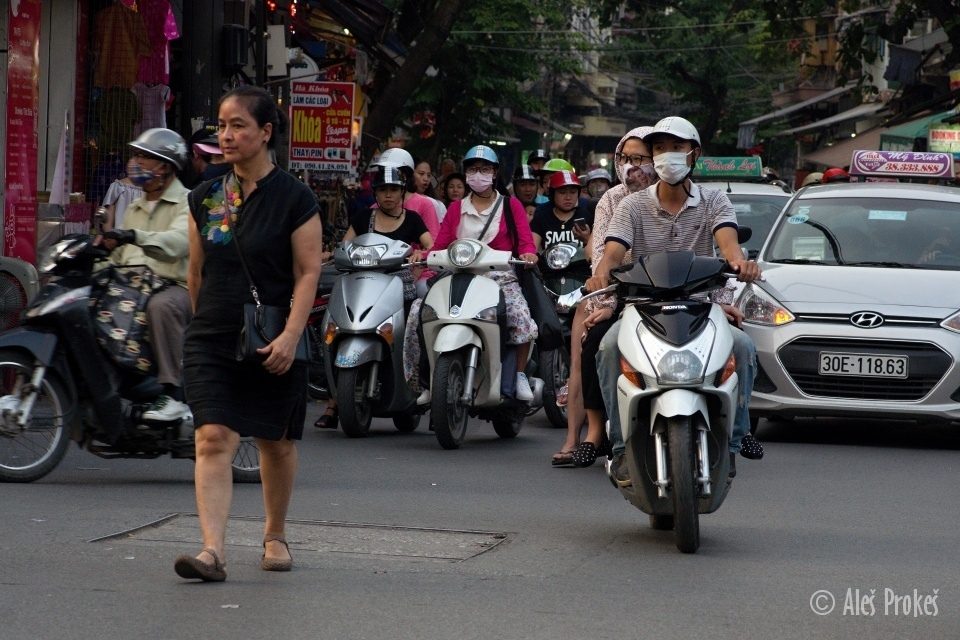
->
[288,81,355,172]
[4,0,42,262]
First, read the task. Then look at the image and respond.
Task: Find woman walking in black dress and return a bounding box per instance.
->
[174,86,322,581]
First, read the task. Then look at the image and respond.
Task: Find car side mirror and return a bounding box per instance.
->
[737,226,752,245]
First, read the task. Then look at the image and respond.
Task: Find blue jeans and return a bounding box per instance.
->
[598,319,756,455]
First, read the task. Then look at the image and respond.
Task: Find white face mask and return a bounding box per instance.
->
[653,150,694,185]
[466,172,494,193]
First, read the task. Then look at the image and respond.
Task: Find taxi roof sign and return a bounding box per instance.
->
[849,150,953,179]
[694,156,763,179]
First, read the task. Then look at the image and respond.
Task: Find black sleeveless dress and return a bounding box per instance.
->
[184,167,319,440]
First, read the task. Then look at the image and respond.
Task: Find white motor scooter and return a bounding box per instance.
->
[577,251,738,553]
[420,239,543,449]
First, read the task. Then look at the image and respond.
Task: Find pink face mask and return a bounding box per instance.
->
[466,172,494,193]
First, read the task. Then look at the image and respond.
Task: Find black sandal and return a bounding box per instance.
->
[314,406,338,430]
[740,433,764,459]
[572,441,599,467]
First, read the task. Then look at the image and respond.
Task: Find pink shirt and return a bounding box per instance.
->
[434,195,536,255]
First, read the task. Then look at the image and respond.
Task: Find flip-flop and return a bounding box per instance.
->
[551,448,576,467]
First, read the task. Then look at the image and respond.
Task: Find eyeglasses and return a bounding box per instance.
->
[465,165,495,175]
[615,153,653,166]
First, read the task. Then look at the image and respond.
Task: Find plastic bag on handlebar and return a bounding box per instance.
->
[89,264,169,374]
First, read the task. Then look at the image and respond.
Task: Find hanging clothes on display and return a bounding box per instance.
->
[93,1,152,89]
[132,82,170,136]
[136,0,179,86]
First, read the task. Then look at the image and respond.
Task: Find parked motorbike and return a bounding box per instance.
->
[0,235,260,483]
[321,233,421,437]
[536,241,590,428]
[421,239,543,449]
[579,251,738,553]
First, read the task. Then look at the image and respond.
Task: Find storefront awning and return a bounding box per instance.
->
[777,102,887,136]
[880,109,957,150]
[801,127,886,167]
[738,84,856,127]
[737,83,856,148]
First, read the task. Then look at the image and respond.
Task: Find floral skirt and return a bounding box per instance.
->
[402,270,538,392]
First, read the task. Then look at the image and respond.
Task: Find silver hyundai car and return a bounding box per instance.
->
[737,181,960,425]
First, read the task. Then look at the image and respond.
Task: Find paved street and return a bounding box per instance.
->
[2,403,958,640]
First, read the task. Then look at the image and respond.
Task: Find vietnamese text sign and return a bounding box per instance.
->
[289,81,355,172]
[849,150,953,179]
[928,127,960,154]
[694,156,762,179]
[4,0,42,262]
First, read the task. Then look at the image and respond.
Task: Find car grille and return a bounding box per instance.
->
[778,337,951,400]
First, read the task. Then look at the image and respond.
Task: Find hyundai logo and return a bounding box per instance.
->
[850,311,884,328]
[450,305,461,318]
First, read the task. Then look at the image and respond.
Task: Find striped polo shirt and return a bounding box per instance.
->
[603,182,738,304]
[605,182,738,255]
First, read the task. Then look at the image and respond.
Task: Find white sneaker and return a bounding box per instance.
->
[515,372,533,402]
[417,389,432,405]
[142,395,190,422]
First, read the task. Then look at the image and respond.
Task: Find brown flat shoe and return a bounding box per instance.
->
[261,534,293,572]
[174,547,226,582]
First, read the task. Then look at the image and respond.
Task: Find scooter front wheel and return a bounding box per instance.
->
[431,352,469,449]
[0,351,72,483]
[337,366,373,438]
[667,416,700,553]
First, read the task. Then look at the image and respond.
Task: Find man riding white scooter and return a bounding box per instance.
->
[584,116,764,486]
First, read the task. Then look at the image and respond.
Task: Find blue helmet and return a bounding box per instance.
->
[462,145,499,171]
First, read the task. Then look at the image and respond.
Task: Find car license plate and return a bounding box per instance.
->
[818,352,908,378]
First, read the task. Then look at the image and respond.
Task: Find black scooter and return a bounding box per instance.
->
[0,235,260,483]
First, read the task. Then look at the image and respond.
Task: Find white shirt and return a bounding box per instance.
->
[457,194,503,244]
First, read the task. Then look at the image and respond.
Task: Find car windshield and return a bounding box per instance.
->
[728,194,789,253]
[764,196,960,270]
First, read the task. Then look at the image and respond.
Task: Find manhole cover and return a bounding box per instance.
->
[93,514,508,562]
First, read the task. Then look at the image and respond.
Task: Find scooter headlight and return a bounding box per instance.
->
[448,240,481,267]
[657,350,705,383]
[640,320,713,385]
[348,244,386,267]
[544,244,576,270]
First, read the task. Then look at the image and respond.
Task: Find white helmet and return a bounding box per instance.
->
[373,147,415,170]
[644,116,701,147]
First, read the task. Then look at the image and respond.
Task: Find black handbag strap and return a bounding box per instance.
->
[225,173,263,308]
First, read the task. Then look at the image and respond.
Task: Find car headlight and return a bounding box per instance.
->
[348,244,386,267]
[545,244,576,270]
[420,303,439,323]
[737,283,795,326]
[941,310,960,334]
[448,240,481,267]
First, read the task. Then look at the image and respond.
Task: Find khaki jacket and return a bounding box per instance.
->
[110,178,190,285]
